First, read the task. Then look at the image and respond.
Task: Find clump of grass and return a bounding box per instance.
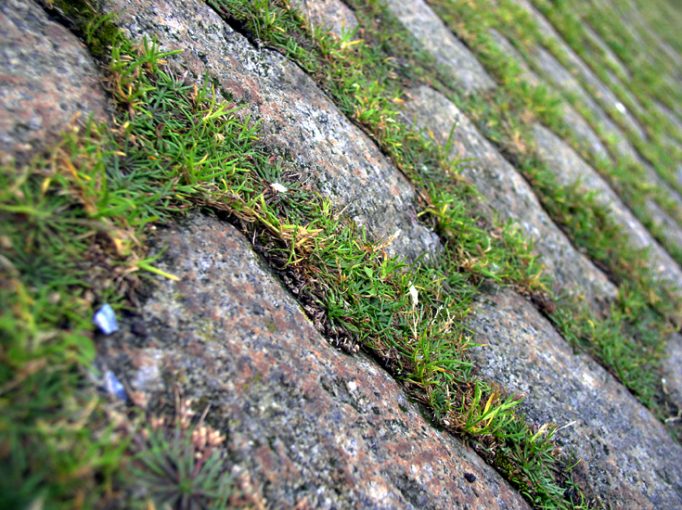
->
[131,397,232,510]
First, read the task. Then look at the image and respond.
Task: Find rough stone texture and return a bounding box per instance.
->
[95,0,439,262]
[290,0,358,38]
[0,0,108,165]
[401,85,616,304]
[383,0,495,93]
[532,123,682,286]
[467,287,682,509]
[11,2,681,509]
[101,214,531,510]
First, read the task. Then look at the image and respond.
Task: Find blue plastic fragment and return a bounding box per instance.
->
[103,370,127,402]
[93,304,119,335]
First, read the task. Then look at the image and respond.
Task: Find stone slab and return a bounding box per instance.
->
[510,0,647,139]
[468,287,682,509]
[0,0,108,165]
[101,213,531,510]
[488,29,611,161]
[532,123,682,286]
[383,0,495,93]
[290,0,358,38]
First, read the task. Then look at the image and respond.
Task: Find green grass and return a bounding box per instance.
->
[579,0,682,115]
[219,0,682,436]
[431,0,682,247]
[528,0,682,192]
[195,0,681,501]
[479,0,682,203]
[218,0,682,421]
[273,0,682,409]
[4,0,682,508]
[417,0,682,413]
[1,10,590,509]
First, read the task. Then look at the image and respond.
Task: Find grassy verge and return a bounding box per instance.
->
[2,4,594,509]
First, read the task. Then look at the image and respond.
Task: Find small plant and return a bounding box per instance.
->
[132,397,231,510]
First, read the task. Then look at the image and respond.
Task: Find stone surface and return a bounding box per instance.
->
[401,85,616,304]
[101,214,531,510]
[290,0,358,38]
[530,44,638,158]
[532,123,682,286]
[96,0,439,262]
[467,287,682,509]
[0,0,108,165]
[514,1,682,210]
[558,103,611,161]
[530,39,682,213]
[383,0,495,93]
[12,2,682,509]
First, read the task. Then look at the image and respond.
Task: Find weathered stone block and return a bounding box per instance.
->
[0,0,108,164]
